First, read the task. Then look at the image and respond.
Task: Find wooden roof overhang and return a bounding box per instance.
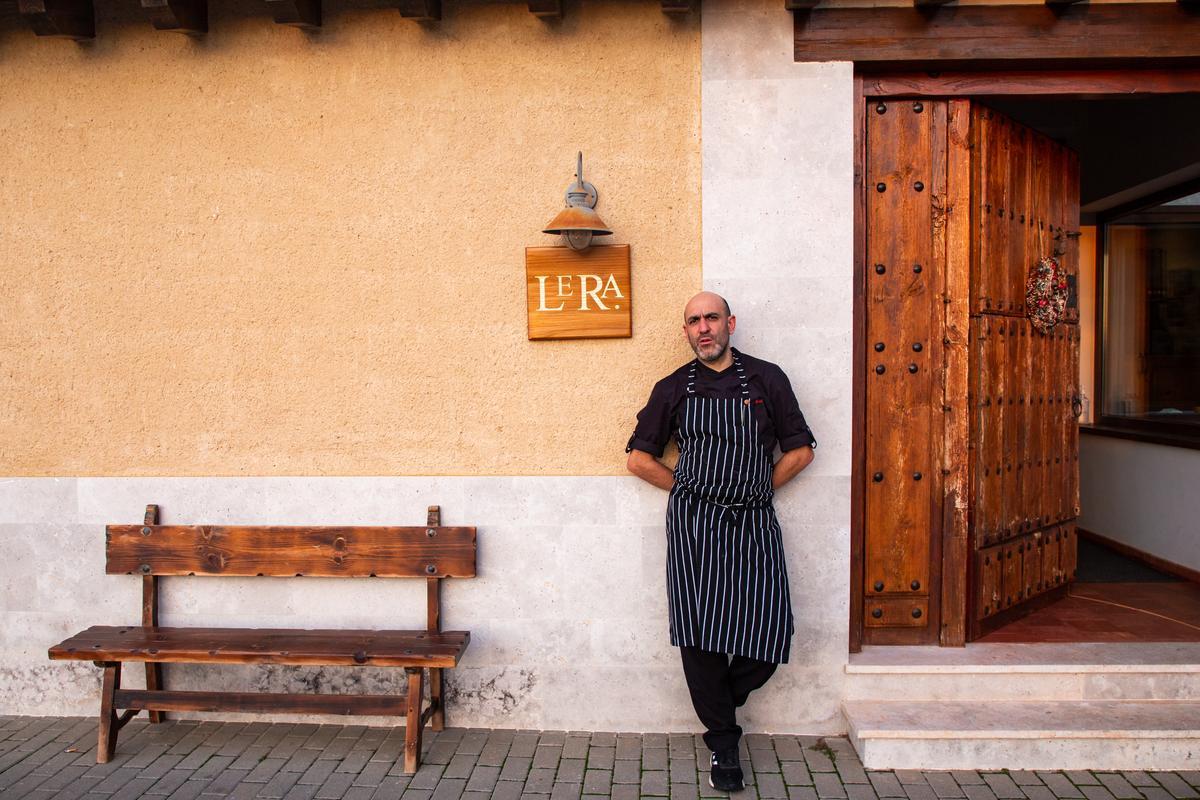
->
[14,0,701,40]
[792,3,1200,72]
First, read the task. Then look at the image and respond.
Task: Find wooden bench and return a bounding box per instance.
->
[48,504,475,773]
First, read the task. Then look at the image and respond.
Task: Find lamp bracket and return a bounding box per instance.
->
[564,151,599,209]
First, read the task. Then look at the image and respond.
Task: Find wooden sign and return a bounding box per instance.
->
[525,244,631,340]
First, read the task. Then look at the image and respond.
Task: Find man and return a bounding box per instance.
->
[626,291,816,793]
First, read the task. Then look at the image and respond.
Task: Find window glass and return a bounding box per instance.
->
[1102,193,1200,428]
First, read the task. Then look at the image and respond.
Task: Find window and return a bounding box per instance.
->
[1098,188,1200,446]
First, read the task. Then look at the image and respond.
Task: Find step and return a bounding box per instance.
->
[844,699,1200,770]
[846,643,1200,701]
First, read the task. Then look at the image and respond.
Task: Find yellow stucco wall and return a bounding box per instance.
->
[0,2,701,476]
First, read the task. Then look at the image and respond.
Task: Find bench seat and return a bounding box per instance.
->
[50,626,470,668]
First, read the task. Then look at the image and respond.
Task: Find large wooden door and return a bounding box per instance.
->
[860,99,1080,645]
[967,105,1081,639]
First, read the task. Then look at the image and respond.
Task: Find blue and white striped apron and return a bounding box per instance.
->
[666,355,795,664]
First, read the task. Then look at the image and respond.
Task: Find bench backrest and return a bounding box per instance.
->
[107,526,477,578]
[109,505,474,632]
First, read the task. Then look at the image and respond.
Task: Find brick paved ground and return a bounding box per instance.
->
[1,717,1198,800]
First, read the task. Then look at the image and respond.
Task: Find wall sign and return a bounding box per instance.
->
[525,244,631,340]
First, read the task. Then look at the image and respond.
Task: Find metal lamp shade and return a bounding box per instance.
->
[542,205,613,237]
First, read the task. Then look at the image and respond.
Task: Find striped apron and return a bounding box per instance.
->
[665,355,795,664]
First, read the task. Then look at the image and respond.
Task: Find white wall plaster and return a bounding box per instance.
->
[1078,437,1200,575]
[0,476,848,733]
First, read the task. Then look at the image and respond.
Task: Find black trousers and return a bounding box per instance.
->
[679,646,778,752]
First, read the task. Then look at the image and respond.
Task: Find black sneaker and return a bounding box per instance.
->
[709,747,745,793]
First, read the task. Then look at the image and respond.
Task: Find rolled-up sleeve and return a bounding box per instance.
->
[626,377,676,457]
[768,366,817,451]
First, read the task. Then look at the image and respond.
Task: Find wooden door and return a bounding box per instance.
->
[967,105,1081,639]
[860,99,1080,645]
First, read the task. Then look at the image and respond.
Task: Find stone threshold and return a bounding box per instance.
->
[847,642,1200,673]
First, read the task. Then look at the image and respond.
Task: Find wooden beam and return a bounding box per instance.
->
[862,68,1200,98]
[397,0,440,20]
[661,0,695,13]
[796,5,1200,69]
[528,0,561,18]
[18,0,94,40]
[266,0,321,29]
[913,0,955,7]
[141,0,207,34]
[786,0,821,9]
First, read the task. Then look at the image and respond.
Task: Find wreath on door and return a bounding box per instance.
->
[1025,254,1068,334]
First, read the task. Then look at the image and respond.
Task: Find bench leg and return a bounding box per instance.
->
[145,663,165,723]
[403,667,425,775]
[97,663,122,764]
[430,668,445,731]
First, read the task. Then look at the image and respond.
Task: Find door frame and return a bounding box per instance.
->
[850,68,1200,652]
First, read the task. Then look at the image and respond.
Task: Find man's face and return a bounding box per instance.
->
[683,295,736,363]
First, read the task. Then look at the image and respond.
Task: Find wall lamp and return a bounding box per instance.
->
[542,152,612,251]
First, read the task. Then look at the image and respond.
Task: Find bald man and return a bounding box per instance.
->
[626,292,816,793]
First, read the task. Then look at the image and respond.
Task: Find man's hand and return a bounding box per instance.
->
[627,449,676,491]
[772,447,814,490]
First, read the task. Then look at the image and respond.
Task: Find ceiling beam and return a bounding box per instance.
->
[266,0,321,29]
[796,5,1200,68]
[397,0,440,20]
[141,0,207,34]
[18,0,94,40]
[528,1,561,17]
[661,0,694,13]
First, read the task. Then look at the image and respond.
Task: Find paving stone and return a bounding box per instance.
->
[805,747,837,774]
[244,756,288,783]
[962,785,999,800]
[457,733,489,757]
[445,753,482,780]
[259,769,305,798]
[401,791,434,800]
[643,734,668,749]
[431,776,469,800]
[1039,774,1086,799]
[672,783,700,800]
[1081,787,1121,800]
[562,737,590,760]
[579,768,611,794]
[489,780,525,800]
[301,758,342,786]
[317,773,360,799]
[586,746,614,771]
[788,788,820,800]
[532,746,562,770]
[907,785,938,800]
[525,767,558,794]
[145,768,192,795]
[549,782,582,800]
[644,770,672,796]
[355,761,394,787]
[1022,788,1058,800]
[369,775,411,799]
[898,773,930,787]
[1151,775,1200,800]
[409,764,449,790]
[612,737,640,761]
[984,774,1027,799]
[613,759,640,785]
[1124,774,1160,789]
[870,773,907,798]
[1066,774,1101,787]
[230,744,273,771]
[198,768,249,796]
[557,758,586,784]
[816,772,850,799]
[759,773,791,799]
[1095,775,1143,800]
[1178,775,1200,790]
[93,765,145,794]
[468,766,502,793]
[838,762,870,786]
[926,773,966,799]
[645,747,671,771]
[848,784,882,800]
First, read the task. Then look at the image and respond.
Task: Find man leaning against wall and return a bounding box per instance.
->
[626,292,817,794]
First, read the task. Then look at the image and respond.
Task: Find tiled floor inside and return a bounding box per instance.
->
[2,717,1199,800]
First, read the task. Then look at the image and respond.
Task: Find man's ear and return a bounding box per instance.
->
[728,315,737,335]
